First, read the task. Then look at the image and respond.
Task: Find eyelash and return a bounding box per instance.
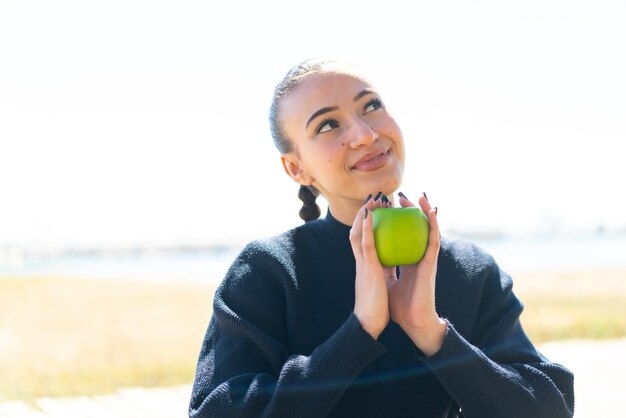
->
[315,118,338,135]
[314,97,384,134]
[364,98,383,112]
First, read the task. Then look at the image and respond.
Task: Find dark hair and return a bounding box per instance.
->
[269,58,338,222]
[298,185,321,222]
[269,58,335,153]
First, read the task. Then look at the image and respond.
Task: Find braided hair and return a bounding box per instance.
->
[298,185,321,222]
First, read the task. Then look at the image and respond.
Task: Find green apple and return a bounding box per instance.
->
[372,207,429,267]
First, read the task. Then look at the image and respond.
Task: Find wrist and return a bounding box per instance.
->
[354,310,386,340]
[404,317,447,356]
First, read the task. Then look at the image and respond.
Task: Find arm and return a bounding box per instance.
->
[189,243,386,418]
[379,193,573,417]
[421,260,575,418]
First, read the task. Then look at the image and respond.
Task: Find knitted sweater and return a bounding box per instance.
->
[189,211,575,418]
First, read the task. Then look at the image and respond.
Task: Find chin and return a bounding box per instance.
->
[365,177,402,198]
[381,169,404,194]
[353,162,404,197]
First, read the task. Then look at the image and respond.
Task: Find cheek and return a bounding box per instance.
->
[324,148,339,165]
[372,117,401,138]
[302,141,346,172]
[328,141,349,163]
[387,124,404,151]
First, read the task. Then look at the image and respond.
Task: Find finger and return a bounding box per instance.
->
[398,191,415,208]
[365,196,376,211]
[384,267,397,287]
[349,205,367,262]
[360,206,381,267]
[417,192,433,214]
[423,205,441,264]
[370,191,386,210]
[380,193,393,208]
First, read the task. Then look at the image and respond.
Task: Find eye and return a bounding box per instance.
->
[316,118,339,134]
[364,98,383,113]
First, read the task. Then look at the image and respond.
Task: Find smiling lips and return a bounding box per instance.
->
[351,149,391,171]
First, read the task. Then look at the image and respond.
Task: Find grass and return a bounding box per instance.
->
[1,268,625,402]
[513,268,626,344]
[0,277,215,402]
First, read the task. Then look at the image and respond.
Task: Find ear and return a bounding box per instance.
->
[281,154,314,186]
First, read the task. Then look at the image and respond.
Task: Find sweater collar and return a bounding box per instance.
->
[318,208,354,254]
[324,208,352,231]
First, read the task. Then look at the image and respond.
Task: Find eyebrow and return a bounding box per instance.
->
[306,106,338,129]
[353,89,375,102]
[305,89,377,129]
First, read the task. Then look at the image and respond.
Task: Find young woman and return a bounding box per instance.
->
[189,59,574,418]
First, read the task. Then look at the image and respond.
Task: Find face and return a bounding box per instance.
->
[280,71,405,212]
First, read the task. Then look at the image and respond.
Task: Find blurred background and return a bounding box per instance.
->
[1,0,624,415]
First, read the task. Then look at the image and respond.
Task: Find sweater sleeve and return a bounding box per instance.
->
[420,256,575,418]
[189,242,387,418]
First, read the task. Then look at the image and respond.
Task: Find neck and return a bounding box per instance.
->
[326,200,361,226]
[326,193,397,226]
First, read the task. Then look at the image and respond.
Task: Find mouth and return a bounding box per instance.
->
[351,149,391,171]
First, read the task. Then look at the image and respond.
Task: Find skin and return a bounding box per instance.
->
[280,70,446,356]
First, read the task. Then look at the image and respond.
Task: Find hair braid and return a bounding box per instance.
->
[298,185,321,222]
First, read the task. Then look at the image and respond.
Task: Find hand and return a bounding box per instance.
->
[349,193,395,339]
[386,193,447,356]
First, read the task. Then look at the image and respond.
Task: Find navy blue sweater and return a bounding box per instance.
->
[189,211,574,417]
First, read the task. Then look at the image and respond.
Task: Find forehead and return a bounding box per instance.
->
[287,71,372,107]
[280,71,374,130]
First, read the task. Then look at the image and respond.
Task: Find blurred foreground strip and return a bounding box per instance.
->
[1,338,625,418]
[538,338,626,418]
[0,384,191,418]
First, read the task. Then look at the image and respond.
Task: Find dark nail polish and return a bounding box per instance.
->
[398,191,407,200]
[364,208,369,219]
[435,207,438,215]
[374,191,382,201]
[364,194,372,205]
[381,194,389,204]
[423,192,429,202]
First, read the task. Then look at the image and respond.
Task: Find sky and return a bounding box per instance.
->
[1,0,625,249]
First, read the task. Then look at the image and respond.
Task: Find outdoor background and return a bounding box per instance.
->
[1,0,625,413]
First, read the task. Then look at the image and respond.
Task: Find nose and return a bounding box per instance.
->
[349,117,379,149]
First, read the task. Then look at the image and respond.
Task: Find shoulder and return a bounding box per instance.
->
[438,236,511,290]
[236,218,326,267]
[227,230,298,282]
[220,219,326,289]
[439,236,498,273]
[214,221,328,315]
[212,232,296,317]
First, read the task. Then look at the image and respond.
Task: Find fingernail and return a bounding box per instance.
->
[364,193,372,205]
[435,207,438,215]
[374,191,382,201]
[398,191,407,200]
[381,194,389,204]
[364,208,369,219]
[423,192,429,202]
